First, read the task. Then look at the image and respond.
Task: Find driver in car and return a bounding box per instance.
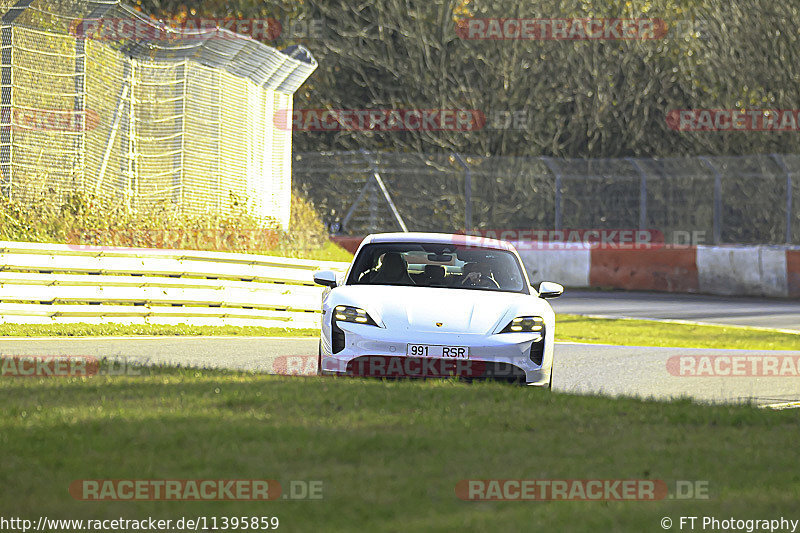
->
[460,262,500,289]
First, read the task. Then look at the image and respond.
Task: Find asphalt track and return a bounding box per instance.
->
[551,290,800,332]
[2,336,798,407]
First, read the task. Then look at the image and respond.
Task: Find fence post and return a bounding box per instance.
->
[770,154,793,245]
[126,58,138,213]
[73,37,85,188]
[94,81,129,195]
[76,2,113,193]
[700,156,722,244]
[453,152,471,232]
[627,158,647,231]
[340,177,370,234]
[173,62,186,205]
[368,180,378,231]
[541,157,562,231]
[0,24,12,198]
[361,150,408,232]
[342,150,409,233]
[216,67,222,213]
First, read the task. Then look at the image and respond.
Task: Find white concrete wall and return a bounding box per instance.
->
[697,246,788,297]
[515,243,591,288]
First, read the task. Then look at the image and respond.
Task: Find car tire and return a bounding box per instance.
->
[548,363,554,390]
[317,340,323,376]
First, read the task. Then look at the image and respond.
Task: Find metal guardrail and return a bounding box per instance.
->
[0,241,349,328]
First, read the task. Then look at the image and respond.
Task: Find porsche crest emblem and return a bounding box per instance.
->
[435,322,443,327]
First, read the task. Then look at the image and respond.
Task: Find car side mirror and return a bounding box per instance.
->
[537,281,564,299]
[313,270,338,288]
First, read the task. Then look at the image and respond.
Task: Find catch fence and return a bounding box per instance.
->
[0,0,316,227]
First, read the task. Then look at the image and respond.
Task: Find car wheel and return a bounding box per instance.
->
[317,340,323,376]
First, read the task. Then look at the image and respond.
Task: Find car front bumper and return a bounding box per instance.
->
[320,323,552,385]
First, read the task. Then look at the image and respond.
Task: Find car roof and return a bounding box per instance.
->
[361,232,517,252]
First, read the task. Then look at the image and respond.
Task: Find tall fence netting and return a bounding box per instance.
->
[294,152,800,245]
[0,0,315,228]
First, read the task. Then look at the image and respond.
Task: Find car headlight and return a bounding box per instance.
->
[499,316,544,333]
[333,305,379,326]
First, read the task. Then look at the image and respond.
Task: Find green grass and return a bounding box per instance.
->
[0,323,319,337]
[557,314,800,351]
[0,367,798,532]
[262,240,352,262]
[5,316,799,352]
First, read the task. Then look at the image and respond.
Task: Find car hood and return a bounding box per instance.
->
[330,285,551,334]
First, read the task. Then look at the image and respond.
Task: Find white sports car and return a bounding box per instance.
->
[313,233,563,387]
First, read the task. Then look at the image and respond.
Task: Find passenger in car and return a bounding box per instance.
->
[371,252,415,285]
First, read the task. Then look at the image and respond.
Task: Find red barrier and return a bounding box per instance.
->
[787,250,800,298]
[330,236,365,255]
[589,248,699,292]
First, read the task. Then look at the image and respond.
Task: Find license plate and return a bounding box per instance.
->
[406,344,469,359]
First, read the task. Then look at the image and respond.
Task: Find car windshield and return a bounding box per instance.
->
[347,242,528,293]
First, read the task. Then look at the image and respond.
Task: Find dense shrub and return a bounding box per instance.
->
[0,190,351,261]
